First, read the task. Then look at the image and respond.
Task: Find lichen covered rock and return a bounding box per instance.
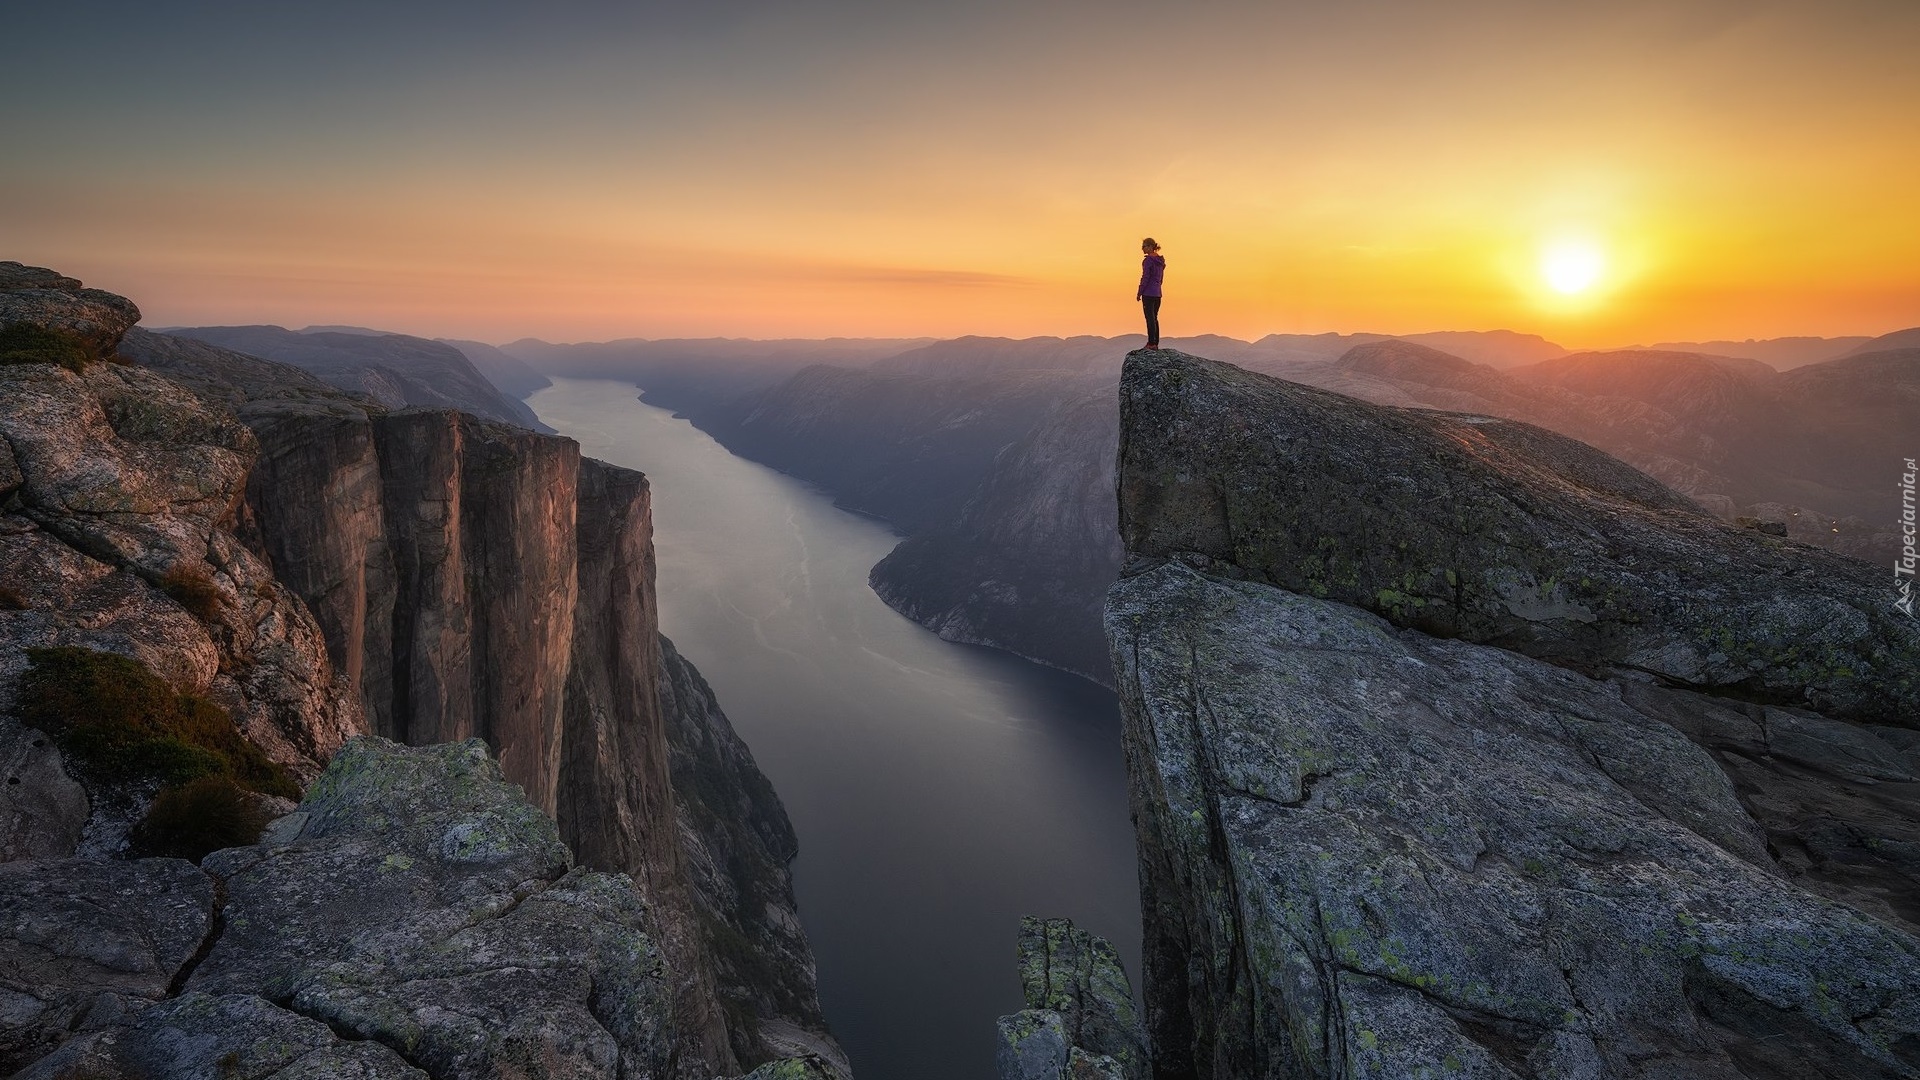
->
[7,737,695,1079]
[0,261,141,362]
[1014,917,1146,1080]
[1117,350,1918,725]
[1110,349,1920,1079]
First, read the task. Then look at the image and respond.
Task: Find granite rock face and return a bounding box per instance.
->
[124,325,837,1076]
[14,991,428,1080]
[1109,349,1920,1080]
[0,857,215,1073]
[1118,350,1917,726]
[662,636,847,1074]
[1,314,360,857]
[6,735,841,1080]
[192,738,681,1080]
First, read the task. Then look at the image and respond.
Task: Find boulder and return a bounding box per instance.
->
[0,261,141,360]
[998,1009,1071,1080]
[1015,916,1147,1080]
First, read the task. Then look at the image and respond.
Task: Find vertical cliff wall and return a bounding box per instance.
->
[121,324,839,1076]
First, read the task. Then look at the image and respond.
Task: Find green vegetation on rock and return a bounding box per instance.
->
[20,646,293,797]
[19,646,296,858]
[130,774,273,861]
[0,322,96,373]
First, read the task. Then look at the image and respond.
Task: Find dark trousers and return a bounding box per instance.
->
[1142,295,1161,346]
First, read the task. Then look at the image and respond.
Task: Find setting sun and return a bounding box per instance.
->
[1541,241,1605,295]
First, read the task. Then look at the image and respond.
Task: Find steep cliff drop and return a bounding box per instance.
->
[1107,349,1920,1078]
[0,263,843,1079]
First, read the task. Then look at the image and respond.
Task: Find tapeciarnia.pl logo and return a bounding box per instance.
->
[1898,457,1917,619]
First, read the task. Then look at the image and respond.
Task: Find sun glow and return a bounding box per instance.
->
[1540,241,1605,295]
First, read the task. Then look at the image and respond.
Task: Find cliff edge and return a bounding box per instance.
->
[1110,349,1920,1079]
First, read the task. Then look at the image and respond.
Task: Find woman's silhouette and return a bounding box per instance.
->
[1136,238,1165,348]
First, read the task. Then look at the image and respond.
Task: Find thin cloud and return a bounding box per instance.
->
[823,267,1035,288]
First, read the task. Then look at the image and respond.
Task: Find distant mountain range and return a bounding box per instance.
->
[1625,336,1872,370]
[494,326,1917,684]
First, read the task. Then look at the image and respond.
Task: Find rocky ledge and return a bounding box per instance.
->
[1110,350,1920,1079]
[5,737,834,1079]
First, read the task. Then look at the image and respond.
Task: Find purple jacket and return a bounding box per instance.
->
[1138,253,1165,297]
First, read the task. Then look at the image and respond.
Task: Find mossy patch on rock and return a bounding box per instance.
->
[129,774,272,861]
[0,322,97,373]
[17,647,294,862]
[18,646,297,800]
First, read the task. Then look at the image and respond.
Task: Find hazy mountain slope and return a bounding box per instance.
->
[1844,326,1920,356]
[503,336,930,421]
[1769,347,1920,519]
[164,324,553,432]
[1244,329,1566,371]
[710,365,1100,533]
[1396,328,1567,367]
[1505,348,1913,541]
[441,336,553,399]
[1634,335,1869,370]
[869,385,1122,679]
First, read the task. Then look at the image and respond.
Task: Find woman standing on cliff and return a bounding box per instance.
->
[1136,238,1165,349]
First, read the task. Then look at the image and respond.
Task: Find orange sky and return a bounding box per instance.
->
[4,1,1916,347]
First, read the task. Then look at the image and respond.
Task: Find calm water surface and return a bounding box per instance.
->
[530,378,1140,1080]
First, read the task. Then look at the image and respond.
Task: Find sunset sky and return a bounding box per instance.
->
[4,0,1917,346]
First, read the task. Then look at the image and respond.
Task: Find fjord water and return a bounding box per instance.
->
[530,378,1140,1080]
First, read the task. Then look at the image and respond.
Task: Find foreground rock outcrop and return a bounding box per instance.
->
[1,271,358,861]
[10,738,837,1080]
[1110,349,1920,1079]
[2,266,840,1077]
[1119,351,1915,726]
